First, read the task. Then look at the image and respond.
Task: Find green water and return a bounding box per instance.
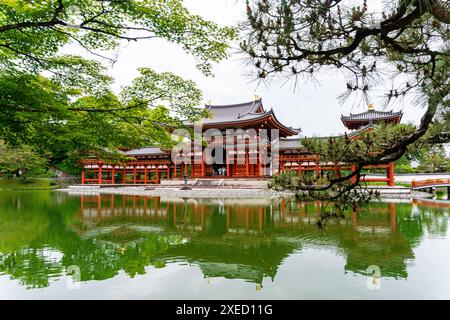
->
[0,191,449,299]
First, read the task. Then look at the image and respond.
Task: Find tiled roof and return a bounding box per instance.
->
[279,137,302,149]
[125,147,168,157]
[346,124,377,138]
[201,98,265,124]
[341,110,403,122]
[186,98,300,136]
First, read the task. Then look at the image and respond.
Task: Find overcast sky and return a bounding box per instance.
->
[103,0,424,137]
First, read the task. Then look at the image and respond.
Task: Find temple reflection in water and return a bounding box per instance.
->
[1,191,449,290]
[71,194,449,284]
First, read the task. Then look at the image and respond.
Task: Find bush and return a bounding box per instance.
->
[268,171,300,191]
[395,164,416,174]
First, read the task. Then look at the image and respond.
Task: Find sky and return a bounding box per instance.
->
[100,0,424,137]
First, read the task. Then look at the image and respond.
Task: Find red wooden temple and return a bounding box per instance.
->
[81,99,402,186]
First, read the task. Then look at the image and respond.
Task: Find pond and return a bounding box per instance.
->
[0,191,449,299]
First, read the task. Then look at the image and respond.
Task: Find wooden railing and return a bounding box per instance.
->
[412,178,450,189]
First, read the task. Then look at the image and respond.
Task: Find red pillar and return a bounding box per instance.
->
[297,160,302,177]
[81,169,85,185]
[201,151,205,177]
[315,160,319,177]
[98,163,102,184]
[351,164,356,184]
[133,165,137,184]
[258,150,262,176]
[334,161,339,178]
[123,168,126,184]
[173,162,177,178]
[144,165,148,184]
[245,150,249,176]
[226,151,230,177]
[156,166,159,184]
[111,166,115,184]
[388,162,395,186]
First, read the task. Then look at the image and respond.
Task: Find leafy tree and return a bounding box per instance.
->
[0,0,235,76]
[0,140,47,178]
[416,144,449,171]
[242,0,449,192]
[0,67,206,167]
[0,0,236,170]
[394,155,416,174]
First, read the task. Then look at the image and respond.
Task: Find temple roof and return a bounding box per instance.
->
[341,110,403,122]
[202,98,265,124]
[346,123,377,139]
[341,106,403,130]
[125,147,168,157]
[192,98,300,137]
[279,137,302,150]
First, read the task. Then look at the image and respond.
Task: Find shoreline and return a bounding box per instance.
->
[59,185,433,200]
[60,186,295,198]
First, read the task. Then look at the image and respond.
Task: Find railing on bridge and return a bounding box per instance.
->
[412,178,450,189]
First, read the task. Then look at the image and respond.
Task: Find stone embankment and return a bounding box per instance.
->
[62,185,294,198]
[62,183,423,199]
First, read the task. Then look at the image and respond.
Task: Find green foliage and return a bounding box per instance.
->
[0,0,236,76]
[302,124,416,164]
[0,140,47,178]
[0,0,236,173]
[120,67,208,120]
[0,66,205,169]
[416,144,450,172]
[243,0,449,189]
[395,163,416,174]
[243,0,448,104]
[268,170,300,191]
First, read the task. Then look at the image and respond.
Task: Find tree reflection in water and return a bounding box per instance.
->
[0,191,448,289]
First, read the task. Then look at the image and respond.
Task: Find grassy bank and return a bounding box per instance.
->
[0,178,54,190]
[363,181,412,187]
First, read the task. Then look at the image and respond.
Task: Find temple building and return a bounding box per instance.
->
[81,98,403,186]
[341,103,402,130]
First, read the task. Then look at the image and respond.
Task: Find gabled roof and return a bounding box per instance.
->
[192,98,299,137]
[279,137,302,149]
[202,98,265,124]
[341,109,403,121]
[346,123,377,139]
[341,109,403,130]
[125,147,169,157]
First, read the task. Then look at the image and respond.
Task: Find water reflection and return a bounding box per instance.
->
[0,191,449,291]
